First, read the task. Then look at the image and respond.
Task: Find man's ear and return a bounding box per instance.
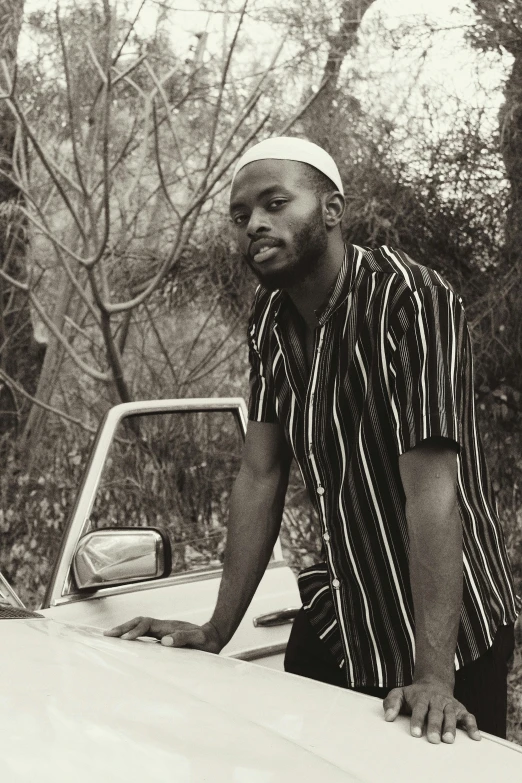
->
[323,192,345,227]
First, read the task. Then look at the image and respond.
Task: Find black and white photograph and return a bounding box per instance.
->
[1,0,521,779]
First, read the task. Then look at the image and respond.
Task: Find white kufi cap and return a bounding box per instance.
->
[232,136,344,195]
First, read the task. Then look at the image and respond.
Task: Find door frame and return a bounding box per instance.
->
[41,398,286,609]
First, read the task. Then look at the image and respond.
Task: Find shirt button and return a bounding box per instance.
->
[317,485,325,495]
[323,533,330,542]
[332,579,340,590]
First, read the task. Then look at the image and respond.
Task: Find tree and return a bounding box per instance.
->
[299,0,377,150]
[0,0,328,459]
[0,0,45,442]
[469,2,522,263]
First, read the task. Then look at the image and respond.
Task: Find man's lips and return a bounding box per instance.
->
[249,239,282,263]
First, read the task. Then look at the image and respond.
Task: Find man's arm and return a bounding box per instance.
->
[208,420,292,645]
[383,437,481,744]
[104,420,292,650]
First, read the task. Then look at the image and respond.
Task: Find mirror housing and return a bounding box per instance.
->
[73,528,172,591]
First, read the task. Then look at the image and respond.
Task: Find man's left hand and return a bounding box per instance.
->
[383,681,481,744]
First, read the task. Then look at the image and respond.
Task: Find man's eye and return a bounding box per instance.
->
[268,199,286,210]
[233,214,248,225]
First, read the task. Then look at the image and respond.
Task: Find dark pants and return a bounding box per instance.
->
[284,608,515,738]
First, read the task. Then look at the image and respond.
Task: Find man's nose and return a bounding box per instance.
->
[246,209,271,238]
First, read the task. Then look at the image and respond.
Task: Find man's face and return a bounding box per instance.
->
[229,159,328,291]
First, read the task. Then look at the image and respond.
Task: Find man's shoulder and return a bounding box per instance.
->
[247,286,283,335]
[250,285,283,323]
[363,245,456,297]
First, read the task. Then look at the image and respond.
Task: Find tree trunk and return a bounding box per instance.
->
[0,0,46,441]
[469,2,522,263]
[499,48,522,264]
[301,0,377,151]
[20,271,74,457]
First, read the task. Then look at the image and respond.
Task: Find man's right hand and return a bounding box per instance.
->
[103,617,224,653]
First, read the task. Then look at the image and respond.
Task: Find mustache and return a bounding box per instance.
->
[248,237,283,259]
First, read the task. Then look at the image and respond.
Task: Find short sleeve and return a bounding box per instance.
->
[247,302,278,424]
[388,285,466,456]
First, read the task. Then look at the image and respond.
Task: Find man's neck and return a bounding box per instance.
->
[286,235,345,329]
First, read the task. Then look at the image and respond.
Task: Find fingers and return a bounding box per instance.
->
[426,703,480,744]
[104,616,156,640]
[122,616,157,641]
[383,688,404,721]
[410,700,429,739]
[441,706,457,744]
[104,616,148,637]
[161,627,207,649]
[456,708,481,741]
[104,617,214,651]
[426,703,446,743]
[383,685,482,744]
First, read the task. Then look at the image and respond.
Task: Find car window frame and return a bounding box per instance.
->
[41,398,286,609]
[0,570,25,609]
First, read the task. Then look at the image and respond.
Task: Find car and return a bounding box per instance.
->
[1,398,521,781]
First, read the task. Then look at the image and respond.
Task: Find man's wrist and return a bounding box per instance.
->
[412,670,455,692]
[205,618,228,650]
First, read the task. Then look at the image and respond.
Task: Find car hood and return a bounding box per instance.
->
[1,618,521,783]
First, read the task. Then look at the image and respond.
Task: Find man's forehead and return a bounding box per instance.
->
[229,159,305,205]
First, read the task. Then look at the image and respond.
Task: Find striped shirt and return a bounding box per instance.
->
[247,244,520,688]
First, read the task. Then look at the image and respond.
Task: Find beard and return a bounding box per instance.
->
[243,206,328,292]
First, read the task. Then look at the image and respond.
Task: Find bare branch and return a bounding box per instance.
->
[86,41,108,85]
[181,298,221,376]
[111,54,148,86]
[144,60,195,190]
[205,0,249,169]
[56,5,88,194]
[189,110,271,209]
[194,84,264,196]
[83,82,112,270]
[0,266,28,292]
[15,191,101,324]
[102,213,192,313]
[152,100,181,219]
[63,315,103,349]
[111,0,148,68]
[28,291,111,382]
[0,169,89,266]
[0,367,97,435]
[185,340,243,387]
[1,89,88,245]
[184,315,243,385]
[278,76,329,135]
[116,310,132,354]
[0,57,16,99]
[85,264,132,402]
[122,95,153,210]
[143,303,179,386]
[121,72,146,98]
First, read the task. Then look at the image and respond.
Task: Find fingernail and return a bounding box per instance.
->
[384,710,394,721]
[121,633,130,640]
[411,727,422,737]
[442,732,455,744]
[161,636,174,647]
[428,733,441,744]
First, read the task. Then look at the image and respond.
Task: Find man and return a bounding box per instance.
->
[106,137,519,743]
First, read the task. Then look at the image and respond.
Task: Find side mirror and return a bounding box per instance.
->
[73,528,172,591]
